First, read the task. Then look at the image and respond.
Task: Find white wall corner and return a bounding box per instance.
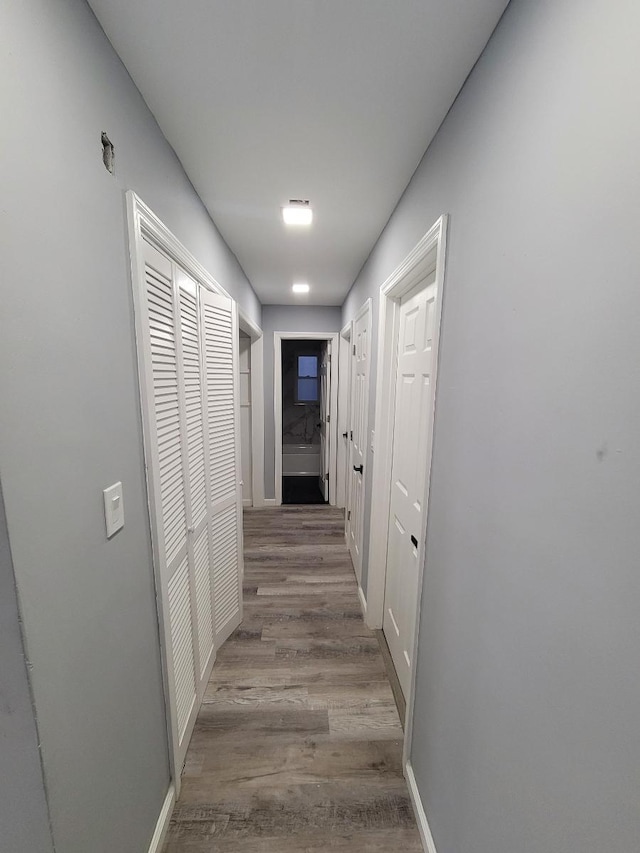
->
[405,761,438,853]
[147,784,175,853]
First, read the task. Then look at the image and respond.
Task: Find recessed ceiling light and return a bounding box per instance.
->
[292,283,310,294]
[283,199,313,226]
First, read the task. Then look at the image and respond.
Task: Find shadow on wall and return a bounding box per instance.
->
[282,340,322,445]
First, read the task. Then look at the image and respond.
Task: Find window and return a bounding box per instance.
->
[295,355,319,403]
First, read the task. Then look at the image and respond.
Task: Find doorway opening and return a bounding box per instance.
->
[281,340,326,505]
[366,214,448,769]
[238,310,265,507]
[274,332,339,506]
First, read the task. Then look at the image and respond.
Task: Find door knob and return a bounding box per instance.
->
[353,465,363,474]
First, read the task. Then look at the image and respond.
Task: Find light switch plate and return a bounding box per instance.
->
[103,481,124,538]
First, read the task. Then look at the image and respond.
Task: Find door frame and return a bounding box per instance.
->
[127,191,240,799]
[274,332,339,506]
[336,320,352,510]
[365,215,448,763]
[238,310,265,507]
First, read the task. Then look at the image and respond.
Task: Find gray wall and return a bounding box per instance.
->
[262,306,342,498]
[0,479,54,853]
[342,0,640,851]
[0,1,259,851]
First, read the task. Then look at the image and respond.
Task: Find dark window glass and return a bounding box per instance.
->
[298,355,318,378]
[296,355,319,402]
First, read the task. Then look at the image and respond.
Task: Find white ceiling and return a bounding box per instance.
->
[88,0,508,305]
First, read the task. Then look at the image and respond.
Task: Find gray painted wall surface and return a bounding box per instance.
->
[0,1,258,851]
[0,480,54,853]
[342,0,640,851]
[262,306,342,498]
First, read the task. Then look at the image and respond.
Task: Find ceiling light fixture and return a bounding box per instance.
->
[282,199,313,226]
[292,283,310,294]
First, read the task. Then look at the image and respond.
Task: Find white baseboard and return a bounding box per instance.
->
[405,761,437,853]
[263,498,277,506]
[148,784,175,853]
[242,498,252,507]
[358,584,367,617]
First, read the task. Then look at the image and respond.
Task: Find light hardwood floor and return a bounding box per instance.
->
[163,506,423,852]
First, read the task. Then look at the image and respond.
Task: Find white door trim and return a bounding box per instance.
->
[336,320,352,509]
[364,215,448,766]
[274,331,339,506]
[238,310,265,507]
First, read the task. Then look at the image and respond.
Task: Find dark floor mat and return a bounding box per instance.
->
[282,476,327,505]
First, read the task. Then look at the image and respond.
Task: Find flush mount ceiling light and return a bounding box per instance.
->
[282,199,313,226]
[292,283,310,294]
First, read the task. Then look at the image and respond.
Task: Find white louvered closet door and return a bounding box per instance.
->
[132,194,245,791]
[141,240,198,773]
[200,287,244,646]
[176,269,215,693]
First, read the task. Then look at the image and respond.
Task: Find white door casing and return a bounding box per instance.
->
[346,299,371,585]
[238,310,265,508]
[128,192,244,792]
[365,214,447,769]
[318,342,330,501]
[239,333,252,506]
[274,332,339,506]
[382,273,437,698]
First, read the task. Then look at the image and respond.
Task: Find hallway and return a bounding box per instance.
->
[163,507,422,851]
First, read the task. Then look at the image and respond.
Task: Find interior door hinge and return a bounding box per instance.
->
[347,510,351,520]
[352,345,356,356]
[326,414,330,423]
[350,430,353,440]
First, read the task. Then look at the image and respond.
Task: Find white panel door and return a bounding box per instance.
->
[383,271,437,698]
[239,333,252,506]
[347,302,370,583]
[201,288,244,646]
[318,342,330,501]
[141,240,198,772]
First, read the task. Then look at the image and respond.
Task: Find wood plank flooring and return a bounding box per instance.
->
[163,506,422,852]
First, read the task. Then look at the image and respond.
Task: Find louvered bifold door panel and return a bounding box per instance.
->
[176,270,215,685]
[168,555,197,740]
[141,239,196,767]
[178,277,207,530]
[200,288,243,647]
[193,524,214,673]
